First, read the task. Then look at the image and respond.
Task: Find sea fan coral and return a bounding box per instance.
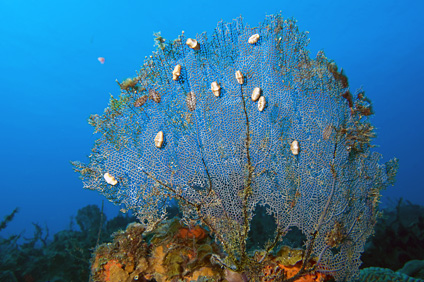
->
[73,14,398,281]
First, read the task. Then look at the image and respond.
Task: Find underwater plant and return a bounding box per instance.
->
[73,14,398,281]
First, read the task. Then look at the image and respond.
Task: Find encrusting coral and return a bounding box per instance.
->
[90,218,333,282]
[358,267,422,282]
[90,219,224,282]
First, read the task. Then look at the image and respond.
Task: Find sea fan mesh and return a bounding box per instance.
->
[73,15,397,281]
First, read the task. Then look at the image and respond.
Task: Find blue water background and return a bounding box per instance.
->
[1,0,423,238]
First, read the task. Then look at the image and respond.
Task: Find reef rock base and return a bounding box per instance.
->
[90,218,332,282]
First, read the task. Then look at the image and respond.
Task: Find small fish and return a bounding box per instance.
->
[98,57,105,64]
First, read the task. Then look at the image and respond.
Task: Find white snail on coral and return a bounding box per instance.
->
[251,87,261,101]
[155,131,164,148]
[186,38,200,50]
[291,140,300,155]
[248,34,260,44]
[104,172,118,185]
[235,71,244,85]
[172,64,181,81]
[258,96,266,111]
[211,81,221,97]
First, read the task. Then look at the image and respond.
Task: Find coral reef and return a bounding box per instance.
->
[398,260,424,280]
[361,199,424,271]
[90,218,332,282]
[358,267,422,282]
[73,14,398,281]
[2,203,424,281]
[397,260,424,280]
[0,205,136,282]
[91,218,224,282]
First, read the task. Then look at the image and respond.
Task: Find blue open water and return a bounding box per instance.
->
[0,0,423,242]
